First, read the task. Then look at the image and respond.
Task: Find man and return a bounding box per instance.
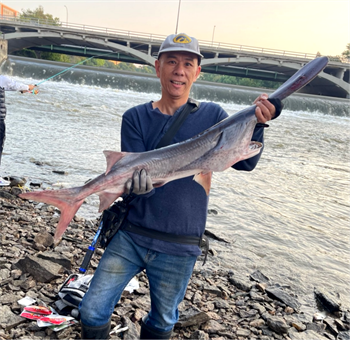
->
[0,75,36,186]
[79,33,282,339]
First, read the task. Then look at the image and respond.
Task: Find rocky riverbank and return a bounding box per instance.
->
[0,181,349,340]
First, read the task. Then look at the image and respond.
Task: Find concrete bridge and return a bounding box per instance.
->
[0,15,349,98]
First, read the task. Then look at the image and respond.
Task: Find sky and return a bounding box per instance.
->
[2,0,350,57]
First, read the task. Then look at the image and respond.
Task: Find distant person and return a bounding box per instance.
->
[0,75,36,186]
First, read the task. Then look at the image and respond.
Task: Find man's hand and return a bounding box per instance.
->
[21,85,38,94]
[125,169,154,195]
[254,93,276,123]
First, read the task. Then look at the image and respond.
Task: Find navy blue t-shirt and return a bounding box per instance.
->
[121,101,264,256]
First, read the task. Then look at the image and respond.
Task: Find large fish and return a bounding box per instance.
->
[20,56,329,244]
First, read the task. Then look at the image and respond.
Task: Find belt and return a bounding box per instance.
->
[121,221,209,265]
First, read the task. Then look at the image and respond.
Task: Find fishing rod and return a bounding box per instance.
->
[31,50,118,94]
[35,55,95,87]
[79,220,104,274]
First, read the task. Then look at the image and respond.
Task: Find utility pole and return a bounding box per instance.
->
[175,0,181,34]
[211,25,216,45]
[64,5,68,25]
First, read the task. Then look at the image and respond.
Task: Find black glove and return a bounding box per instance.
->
[125,169,154,195]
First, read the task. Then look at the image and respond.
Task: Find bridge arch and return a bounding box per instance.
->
[4,31,156,66]
[201,56,349,98]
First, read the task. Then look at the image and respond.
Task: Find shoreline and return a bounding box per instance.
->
[0,183,349,339]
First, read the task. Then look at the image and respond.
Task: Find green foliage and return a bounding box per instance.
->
[135,65,156,74]
[199,72,281,90]
[60,54,71,63]
[40,52,62,61]
[84,58,106,67]
[341,43,350,61]
[19,5,60,25]
[11,48,38,59]
[114,62,137,71]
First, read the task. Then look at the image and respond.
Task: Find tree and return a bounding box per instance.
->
[19,5,60,25]
[13,6,62,60]
[341,43,350,62]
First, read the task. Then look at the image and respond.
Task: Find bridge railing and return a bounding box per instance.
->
[0,15,346,63]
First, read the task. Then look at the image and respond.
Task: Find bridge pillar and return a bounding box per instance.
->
[0,39,8,65]
[335,68,346,80]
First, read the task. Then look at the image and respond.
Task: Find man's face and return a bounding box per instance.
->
[155,51,201,100]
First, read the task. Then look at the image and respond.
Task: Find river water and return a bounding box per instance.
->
[1,56,349,316]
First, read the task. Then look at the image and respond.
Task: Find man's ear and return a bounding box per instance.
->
[194,66,201,81]
[155,59,161,78]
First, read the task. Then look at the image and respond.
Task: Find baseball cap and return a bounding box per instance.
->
[158,33,203,59]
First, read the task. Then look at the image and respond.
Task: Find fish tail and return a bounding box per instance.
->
[53,196,85,244]
[19,187,85,245]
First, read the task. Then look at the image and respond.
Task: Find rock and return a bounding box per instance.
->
[292,321,307,331]
[122,316,140,340]
[176,308,210,328]
[265,315,290,334]
[314,287,341,315]
[306,321,327,333]
[192,291,202,304]
[202,284,222,296]
[202,319,226,333]
[236,328,251,337]
[214,299,230,309]
[266,286,301,312]
[13,255,63,282]
[338,331,350,340]
[10,187,24,196]
[334,319,347,331]
[288,329,330,340]
[34,231,54,248]
[0,305,25,331]
[52,170,67,175]
[229,275,252,292]
[1,294,20,305]
[190,330,210,340]
[0,190,16,200]
[250,269,270,283]
[250,318,265,328]
[323,317,339,337]
[37,251,72,270]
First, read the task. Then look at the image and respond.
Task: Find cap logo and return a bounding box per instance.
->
[173,34,191,44]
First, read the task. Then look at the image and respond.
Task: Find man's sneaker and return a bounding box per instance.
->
[0,177,11,186]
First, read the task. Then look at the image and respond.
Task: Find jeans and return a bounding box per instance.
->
[79,230,197,332]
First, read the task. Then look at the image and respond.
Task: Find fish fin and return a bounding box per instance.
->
[54,199,85,244]
[97,191,123,212]
[19,188,85,245]
[193,172,212,195]
[103,150,127,175]
[240,141,263,160]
